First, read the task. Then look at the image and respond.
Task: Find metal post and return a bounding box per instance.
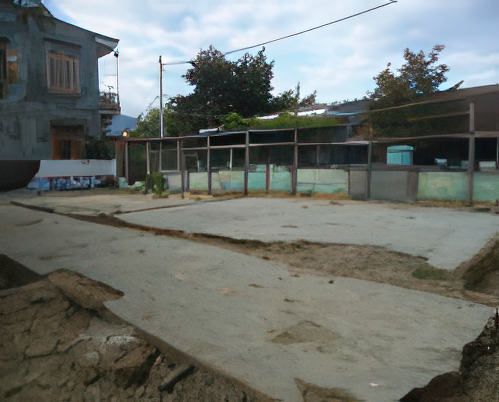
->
[292,127,298,195]
[114,139,124,183]
[229,148,233,171]
[180,140,185,199]
[125,141,130,185]
[207,136,212,195]
[265,152,270,194]
[177,139,180,171]
[159,56,164,138]
[316,145,320,168]
[146,141,151,174]
[366,140,373,200]
[468,102,475,206]
[244,130,249,195]
[159,142,163,172]
[115,50,120,111]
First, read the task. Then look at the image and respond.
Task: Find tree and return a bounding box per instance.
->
[144,46,318,136]
[368,45,449,137]
[132,107,160,138]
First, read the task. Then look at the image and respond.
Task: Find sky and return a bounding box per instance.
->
[43,0,499,118]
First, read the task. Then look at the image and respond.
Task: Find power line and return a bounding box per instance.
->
[224,1,397,56]
[162,0,397,66]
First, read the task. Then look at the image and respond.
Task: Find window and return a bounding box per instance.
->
[0,41,6,99]
[7,50,20,85]
[51,125,85,159]
[47,51,80,94]
[0,37,20,99]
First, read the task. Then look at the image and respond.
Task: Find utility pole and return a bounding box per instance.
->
[468,102,475,206]
[159,56,164,138]
[114,50,120,112]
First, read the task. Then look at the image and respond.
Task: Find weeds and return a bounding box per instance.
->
[412,264,454,281]
[463,240,499,289]
[145,173,167,198]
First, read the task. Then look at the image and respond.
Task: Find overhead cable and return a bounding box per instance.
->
[161,0,397,66]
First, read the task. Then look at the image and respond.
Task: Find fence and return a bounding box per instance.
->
[119,102,499,203]
[119,126,366,196]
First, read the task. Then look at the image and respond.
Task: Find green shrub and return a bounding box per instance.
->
[145,172,166,197]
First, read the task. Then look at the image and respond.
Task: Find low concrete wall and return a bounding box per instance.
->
[418,171,499,202]
[474,172,499,201]
[35,159,116,178]
[418,172,468,201]
[188,172,208,190]
[248,172,266,190]
[164,173,182,191]
[297,169,348,194]
[371,170,418,202]
[270,171,291,192]
[188,167,348,194]
[184,167,499,202]
[219,171,244,191]
[349,170,368,200]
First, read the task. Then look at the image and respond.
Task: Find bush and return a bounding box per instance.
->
[145,172,166,197]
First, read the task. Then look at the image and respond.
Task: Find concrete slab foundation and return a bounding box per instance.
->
[0,201,493,402]
[120,198,499,270]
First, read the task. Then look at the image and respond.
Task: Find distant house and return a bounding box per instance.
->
[0,0,118,189]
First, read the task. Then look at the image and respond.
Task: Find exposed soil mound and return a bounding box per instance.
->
[400,315,499,402]
[462,238,499,297]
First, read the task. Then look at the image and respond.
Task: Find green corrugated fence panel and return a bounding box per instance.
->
[474,173,499,201]
[417,172,467,201]
[271,171,291,191]
[248,172,266,190]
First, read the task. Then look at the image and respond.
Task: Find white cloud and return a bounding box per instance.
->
[47,0,499,117]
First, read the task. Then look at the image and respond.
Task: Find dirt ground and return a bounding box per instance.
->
[0,260,275,402]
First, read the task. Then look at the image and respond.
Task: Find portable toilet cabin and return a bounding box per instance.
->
[387,145,414,165]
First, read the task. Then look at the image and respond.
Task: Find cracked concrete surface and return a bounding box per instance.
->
[0,199,494,402]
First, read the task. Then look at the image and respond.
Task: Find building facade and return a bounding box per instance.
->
[0,0,118,189]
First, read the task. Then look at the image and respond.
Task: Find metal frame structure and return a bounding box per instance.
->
[119,102,499,205]
[120,127,369,198]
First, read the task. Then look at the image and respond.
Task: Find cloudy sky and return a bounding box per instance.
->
[44,0,499,118]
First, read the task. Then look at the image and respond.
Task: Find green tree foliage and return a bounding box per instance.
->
[134,46,317,137]
[85,139,114,159]
[369,45,449,137]
[133,107,160,138]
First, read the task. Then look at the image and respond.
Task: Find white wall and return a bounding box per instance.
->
[36,159,116,177]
